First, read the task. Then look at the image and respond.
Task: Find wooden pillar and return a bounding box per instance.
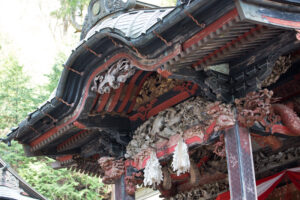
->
[114,175,135,200]
[225,122,257,200]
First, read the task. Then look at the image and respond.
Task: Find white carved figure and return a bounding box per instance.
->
[92,59,135,94]
[172,136,190,176]
[143,151,163,186]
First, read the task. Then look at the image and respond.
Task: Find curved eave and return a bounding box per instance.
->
[5,0,299,158]
[6,0,235,144]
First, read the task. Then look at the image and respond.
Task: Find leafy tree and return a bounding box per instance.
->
[0,139,110,200]
[51,0,178,33]
[0,54,38,129]
[51,0,90,33]
[160,0,177,6]
[44,52,65,94]
[36,52,66,102]
[0,46,110,199]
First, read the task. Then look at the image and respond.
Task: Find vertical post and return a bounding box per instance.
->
[114,175,135,200]
[225,123,257,200]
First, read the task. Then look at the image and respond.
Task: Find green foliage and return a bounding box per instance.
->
[44,53,65,94]
[51,0,90,32]
[0,41,110,199]
[36,52,65,102]
[0,140,110,200]
[139,0,177,7]
[52,0,89,19]
[51,0,177,32]
[160,0,177,6]
[0,54,38,129]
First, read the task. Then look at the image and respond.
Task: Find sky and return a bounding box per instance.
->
[0,0,174,84]
[0,0,79,84]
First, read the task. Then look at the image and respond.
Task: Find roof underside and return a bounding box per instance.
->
[2,0,300,190]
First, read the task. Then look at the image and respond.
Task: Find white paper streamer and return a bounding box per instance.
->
[143,151,163,186]
[172,136,190,176]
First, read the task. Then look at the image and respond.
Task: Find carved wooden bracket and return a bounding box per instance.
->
[98,157,125,184]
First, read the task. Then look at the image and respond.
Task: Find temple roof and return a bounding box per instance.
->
[2,0,300,187]
[0,157,46,200]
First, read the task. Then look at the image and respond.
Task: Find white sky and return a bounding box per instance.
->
[0,0,173,84]
[0,0,78,84]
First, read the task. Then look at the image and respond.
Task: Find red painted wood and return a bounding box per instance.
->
[30,48,181,148]
[90,93,100,112]
[127,72,153,113]
[125,135,207,170]
[57,130,87,151]
[107,83,124,112]
[272,124,298,136]
[146,91,191,119]
[192,25,262,67]
[73,121,86,129]
[129,84,198,121]
[117,71,143,113]
[56,155,73,162]
[263,15,300,29]
[115,175,135,199]
[183,9,238,50]
[225,124,257,200]
[96,93,110,112]
[157,68,172,78]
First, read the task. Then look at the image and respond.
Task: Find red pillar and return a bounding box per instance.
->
[225,123,257,199]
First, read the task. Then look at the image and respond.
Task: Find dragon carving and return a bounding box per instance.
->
[272,104,300,135]
[235,89,300,136]
[235,89,300,149]
[91,59,135,94]
[206,102,235,132]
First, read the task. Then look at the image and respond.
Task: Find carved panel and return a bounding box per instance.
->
[91,59,135,94]
[135,73,182,107]
[98,157,125,184]
[126,96,234,158]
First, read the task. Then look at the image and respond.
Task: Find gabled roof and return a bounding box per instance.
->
[0,157,47,200]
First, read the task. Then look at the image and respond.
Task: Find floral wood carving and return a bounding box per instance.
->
[91,59,135,94]
[235,89,278,131]
[206,102,235,132]
[235,89,300,135]
[213,134,226,157]
[126,97,211,158]
[126,96,236,159]
[261,55,291,87]
[98,157,125,184]
[135,73,182,106]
